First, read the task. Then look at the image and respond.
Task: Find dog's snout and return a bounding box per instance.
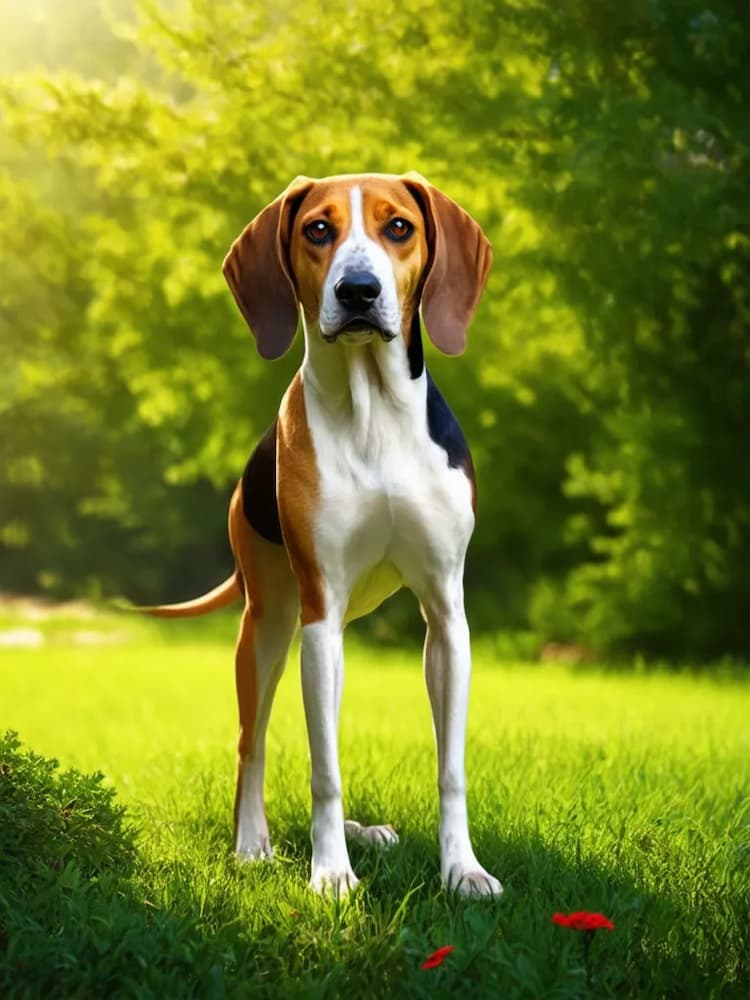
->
[334,271,382,310]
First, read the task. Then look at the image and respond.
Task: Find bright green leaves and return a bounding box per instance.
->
[0,0,748,656]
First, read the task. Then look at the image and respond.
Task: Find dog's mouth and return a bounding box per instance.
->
[322,317,396,343]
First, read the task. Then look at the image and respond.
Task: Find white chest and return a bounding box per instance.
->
[301,355,474,610]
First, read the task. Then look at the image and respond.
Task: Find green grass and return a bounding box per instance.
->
[1,610,749,997]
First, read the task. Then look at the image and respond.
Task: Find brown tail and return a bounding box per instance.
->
[135,573,242,618]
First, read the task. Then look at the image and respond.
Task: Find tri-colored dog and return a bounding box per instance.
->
[146,172,502,897]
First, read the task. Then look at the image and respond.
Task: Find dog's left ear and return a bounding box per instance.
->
[402,172,492,356]
[223,176,314,360]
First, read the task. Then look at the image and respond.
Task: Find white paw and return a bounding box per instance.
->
[310,866,360,897]
[446,865,503,898]
[344,820,399,848]
[235,834,274,862]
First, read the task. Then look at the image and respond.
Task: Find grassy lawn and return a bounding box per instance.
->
[1,607,749,997]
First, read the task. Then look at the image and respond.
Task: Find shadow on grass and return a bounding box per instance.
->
[170,779,748,999]
[336,823,745,999]
[247,778,748,999]
[2,731,747,999]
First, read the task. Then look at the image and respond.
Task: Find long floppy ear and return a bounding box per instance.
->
[402,171,492,355]
[222,176,313,360]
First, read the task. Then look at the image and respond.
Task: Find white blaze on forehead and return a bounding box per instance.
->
[335,186,372,263]
[349,186,365,242]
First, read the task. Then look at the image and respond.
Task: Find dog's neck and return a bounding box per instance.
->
[300,312,425,451]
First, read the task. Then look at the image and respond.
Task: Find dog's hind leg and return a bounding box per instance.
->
[229,488,299,861]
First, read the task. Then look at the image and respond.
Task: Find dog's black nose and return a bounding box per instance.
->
[334,271,381,310]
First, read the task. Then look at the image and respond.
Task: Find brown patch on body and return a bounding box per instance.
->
[277,372,325,625]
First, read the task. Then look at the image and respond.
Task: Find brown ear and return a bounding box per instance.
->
[222,176,313,360]
[402,172,492,355]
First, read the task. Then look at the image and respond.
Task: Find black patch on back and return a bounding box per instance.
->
[425,371,477,509]
[407,311,424,379]
[241,420,283,544]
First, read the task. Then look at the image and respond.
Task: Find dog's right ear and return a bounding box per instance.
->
[223,176,314,360]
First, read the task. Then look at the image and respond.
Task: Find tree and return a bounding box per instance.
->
[1,0,747,658]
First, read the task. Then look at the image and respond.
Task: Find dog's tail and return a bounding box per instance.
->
[135,573,242,618]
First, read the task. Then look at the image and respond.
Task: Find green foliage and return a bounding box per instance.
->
[0,0,748,658]
[522,0,750,656]
[0,730,134,876]
[0,731,246,996]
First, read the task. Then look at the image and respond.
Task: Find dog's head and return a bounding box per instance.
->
[223,172,492,360]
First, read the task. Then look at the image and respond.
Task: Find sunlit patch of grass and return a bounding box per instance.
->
[1,615,748,997]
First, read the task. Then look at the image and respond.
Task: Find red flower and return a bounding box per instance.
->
[421,945,455,969]
[552,911,615,931]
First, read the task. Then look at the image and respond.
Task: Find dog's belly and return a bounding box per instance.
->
[345,559,402,622]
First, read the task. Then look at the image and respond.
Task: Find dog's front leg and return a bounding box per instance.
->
[423,585,503,898]
[301,618,359,895]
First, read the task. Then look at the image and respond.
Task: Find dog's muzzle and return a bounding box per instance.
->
[323,269,395,343]
[334,271,381,311]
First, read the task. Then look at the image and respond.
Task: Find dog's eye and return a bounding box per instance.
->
[304,220,333,244]
[384,218,414,242]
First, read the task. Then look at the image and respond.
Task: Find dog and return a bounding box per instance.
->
[144,172,501,897]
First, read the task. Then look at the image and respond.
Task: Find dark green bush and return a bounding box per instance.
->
[0,731,135,878]
[0,732,234,998]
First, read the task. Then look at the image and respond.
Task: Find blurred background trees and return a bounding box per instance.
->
[1,0,747,659]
